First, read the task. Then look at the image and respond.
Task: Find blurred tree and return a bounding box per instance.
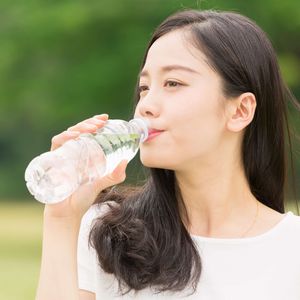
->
[0,0,299,199]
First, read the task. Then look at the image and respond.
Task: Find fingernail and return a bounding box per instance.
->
[93,118,105,123]
[94,114,109,119]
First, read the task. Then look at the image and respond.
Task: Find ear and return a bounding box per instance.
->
[226,92,257,132]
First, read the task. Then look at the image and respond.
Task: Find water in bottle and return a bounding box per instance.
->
[24,118,149,204]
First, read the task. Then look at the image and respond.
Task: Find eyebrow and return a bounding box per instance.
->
[139,64,200,78]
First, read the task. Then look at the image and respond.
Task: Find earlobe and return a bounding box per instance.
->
[226,93,256,132]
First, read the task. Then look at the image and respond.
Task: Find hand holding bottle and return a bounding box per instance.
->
[43,114,128,220]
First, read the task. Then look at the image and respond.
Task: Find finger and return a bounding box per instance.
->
[51,114,109,151]
[83,117,107,127]
[67,114,109,132]
[110,160,128,181]
[67,122,99,132]
[76,114,109,127]
[93,114,109,120]
[51,130,81,151]
[93,160,128,193]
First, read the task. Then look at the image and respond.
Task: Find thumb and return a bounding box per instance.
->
[93,159,128,193]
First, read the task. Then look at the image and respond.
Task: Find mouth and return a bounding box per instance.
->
[145,128,165,142]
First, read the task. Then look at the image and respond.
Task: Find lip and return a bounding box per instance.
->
[145,129,164,142]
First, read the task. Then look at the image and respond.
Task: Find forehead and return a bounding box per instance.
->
[142,29,208,74]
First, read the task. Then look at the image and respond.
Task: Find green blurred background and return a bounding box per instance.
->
[0,0,299,299]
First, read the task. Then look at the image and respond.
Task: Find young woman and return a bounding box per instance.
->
[36,9,300,300]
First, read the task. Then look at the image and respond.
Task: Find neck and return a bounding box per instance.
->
[175,153,258,238]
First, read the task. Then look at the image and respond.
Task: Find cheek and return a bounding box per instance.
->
[139,130,192,169]
[138,93,226,168]
[171,106,225,162]
[138,123,221,169]
[139,134,177,168]
[175,99,225,146]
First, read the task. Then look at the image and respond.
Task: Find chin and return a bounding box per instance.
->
[140,160,161,169]
[139,156,174,170]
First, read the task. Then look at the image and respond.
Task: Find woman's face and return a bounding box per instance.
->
[134,29,228,171]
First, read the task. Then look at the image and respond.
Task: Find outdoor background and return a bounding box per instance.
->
[0,0,299,299]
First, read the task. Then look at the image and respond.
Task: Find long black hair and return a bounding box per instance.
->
[89,9,300,295]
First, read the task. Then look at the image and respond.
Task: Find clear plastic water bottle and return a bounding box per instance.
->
[24,118,149,204]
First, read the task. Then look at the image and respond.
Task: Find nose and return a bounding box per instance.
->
[136,93,161,119]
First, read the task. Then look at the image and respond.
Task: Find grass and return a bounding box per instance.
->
[0,201,44,300]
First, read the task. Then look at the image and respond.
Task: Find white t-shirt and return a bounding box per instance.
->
[77,204,300,300]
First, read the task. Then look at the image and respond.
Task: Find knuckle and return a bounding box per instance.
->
[112,173,126,183]
[103,176,118,187]
[51,135,58,144]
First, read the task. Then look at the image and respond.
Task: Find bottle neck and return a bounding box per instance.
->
[129,118,149,143]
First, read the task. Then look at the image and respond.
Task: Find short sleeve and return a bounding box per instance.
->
[77,205,100,293]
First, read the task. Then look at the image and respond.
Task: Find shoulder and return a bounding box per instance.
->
[77,203,116,294]
[257,204,300,237]
[274,211,300,251]
[77,201,116,266]
[277,211,300,272]
[80,201,116,232]
[284,211,300,231]
[254,206,300,249]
